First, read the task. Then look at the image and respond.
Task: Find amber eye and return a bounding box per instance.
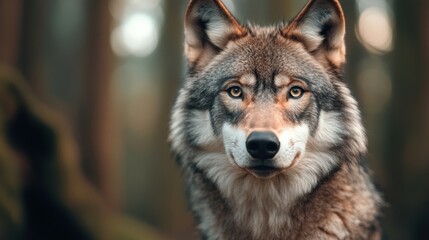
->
[227,86,243,99]
[289,86,304,99]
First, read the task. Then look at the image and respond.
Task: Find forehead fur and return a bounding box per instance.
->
[193,24,337,83]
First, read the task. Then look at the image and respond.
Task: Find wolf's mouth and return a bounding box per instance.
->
[247,165,281,178]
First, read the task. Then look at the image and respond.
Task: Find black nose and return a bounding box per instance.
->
[246,131,280,160]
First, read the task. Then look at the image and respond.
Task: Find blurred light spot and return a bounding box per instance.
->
[122,14,158,56]
[357,57,392,114]
[111,13,159,57]
[356,7,393,54]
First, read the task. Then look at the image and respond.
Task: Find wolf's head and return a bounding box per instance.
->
[171,0,366,181]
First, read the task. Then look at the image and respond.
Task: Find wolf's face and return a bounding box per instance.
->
[212,31,348,178]
[171,0,365,180]
[221,78,312,178]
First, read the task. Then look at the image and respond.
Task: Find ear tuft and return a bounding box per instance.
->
[184,0,246,68]
[283,0,346,67]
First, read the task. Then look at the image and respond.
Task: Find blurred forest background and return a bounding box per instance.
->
[0,0,428,239]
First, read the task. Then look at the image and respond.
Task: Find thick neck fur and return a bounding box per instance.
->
[185,151,380,240]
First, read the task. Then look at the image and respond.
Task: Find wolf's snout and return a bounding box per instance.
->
[246,131,280,160]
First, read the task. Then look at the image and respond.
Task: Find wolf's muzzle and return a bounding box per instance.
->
[246,131,280,160]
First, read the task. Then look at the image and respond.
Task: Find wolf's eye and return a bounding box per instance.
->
[289,87,304,99]
[227,86,243,99]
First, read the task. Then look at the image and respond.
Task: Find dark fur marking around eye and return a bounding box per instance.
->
[211,100,244,127]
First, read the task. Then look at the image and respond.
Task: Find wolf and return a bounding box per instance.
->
[169,0,383,239]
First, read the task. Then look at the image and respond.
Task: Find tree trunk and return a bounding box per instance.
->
[0,0,22,67]
[80,0,120,207]
[384,0,429,239]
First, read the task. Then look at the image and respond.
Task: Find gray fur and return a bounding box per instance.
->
[170,0,382,239]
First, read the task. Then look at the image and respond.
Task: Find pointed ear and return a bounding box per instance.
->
[184,0,246,68]
[283,0,346,68]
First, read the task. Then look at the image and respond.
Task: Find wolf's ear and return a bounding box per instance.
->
[283,0,346,68]
[184,0,246,68]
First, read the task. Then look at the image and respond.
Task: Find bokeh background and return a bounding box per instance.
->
[0,0,428,239]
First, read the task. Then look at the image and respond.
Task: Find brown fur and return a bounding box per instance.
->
[171,1,383,239]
